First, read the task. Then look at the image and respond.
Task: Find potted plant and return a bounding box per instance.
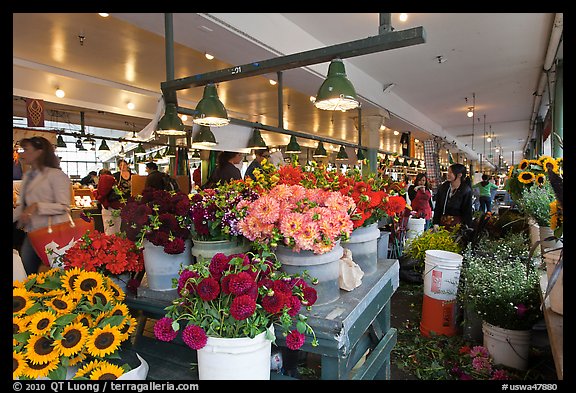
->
[189,180,259,261]
[153,250,318,380]
[13,268,144,380]
[58,231,144,293]
[121,188,193,291]
[400,226,461,283]
[460,233,542,370]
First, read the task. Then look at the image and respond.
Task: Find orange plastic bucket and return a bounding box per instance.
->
[420,294,459,337]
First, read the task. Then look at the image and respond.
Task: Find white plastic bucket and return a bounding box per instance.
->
[482,322,531,371]
[377,230,391,259]
[197,326,273,380]
[528,218,540,250]
[406,218,426,239]
[191,239,251,263]
[544,250,563,315]
[539,226,561,253]
[342,223,380,275]
[423,250,463,301]
[142,239,192,291]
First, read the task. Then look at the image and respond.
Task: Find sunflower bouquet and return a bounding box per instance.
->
[504,154,562,203]
[13,268,138,380]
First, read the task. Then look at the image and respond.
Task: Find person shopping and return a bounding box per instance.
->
[94,168,123,235]
[472,174,499,213]
[13,136,72,275]
[202,151,243,189]
[407,173,434,230]
[432,163,473,229]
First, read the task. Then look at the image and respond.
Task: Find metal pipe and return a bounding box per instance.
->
[161,26,426,92]
[277,71,284,129]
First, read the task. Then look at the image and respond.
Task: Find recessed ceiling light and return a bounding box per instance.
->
[98,13,109,18]
[55,88,65,98]
[205,52,214,60]
[127,102,135,110]
[269,79,277,86]
[399,13,408,22]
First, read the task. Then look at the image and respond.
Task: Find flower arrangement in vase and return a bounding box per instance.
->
[189,180,259,242]
[121,188,192,254]
[58,231,144,291]
[154,250,318,351]
[13,268,139,380]
[238,183,355,254]
[504,155,562,203]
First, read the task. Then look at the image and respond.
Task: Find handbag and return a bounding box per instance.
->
[27,212,94,267]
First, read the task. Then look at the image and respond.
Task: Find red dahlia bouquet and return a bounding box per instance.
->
[153,250,318,351]
[121,188,192,254]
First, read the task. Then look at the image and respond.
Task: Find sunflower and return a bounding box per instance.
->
[13,315,29,335]
[537,155,553,168]
[74,271,105,294]
[13,287,32,315]
[89,361,125,380]
[23,357,59,379]
[106,279,126,301]
[61,267,83,293]
[86,325,123,357]
[13,279,25,289]
[110,303,130,318]
[68,351,87,367]
[542,157,559,174]
[25,334,59,365]
[518,171,535,184]
[47,294,76,315]
[550,200,562,231]
[55,322,89,357]
[74,359,104,378]
[535,173,546,186]
[518,159,530,170]
[118,316,138,341]
[507,165,515,178]
[13,350,26,379]
[28,310,57,335]
[87,286,115,307]
[75,313,94,329]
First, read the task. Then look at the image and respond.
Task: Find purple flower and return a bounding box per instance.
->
[230,294,256,320]
[197,277,220,301]
[153,317,178,342]
[182,324,208,350]
[516,303,528,318]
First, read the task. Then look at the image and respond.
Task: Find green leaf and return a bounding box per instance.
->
[48,364,67,380]
[54,313,78,327]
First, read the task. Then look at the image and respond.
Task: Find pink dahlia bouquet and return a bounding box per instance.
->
[153,251,318,351]
[238,184,355,254]
[189,180,259,241]
[121,188,192,254]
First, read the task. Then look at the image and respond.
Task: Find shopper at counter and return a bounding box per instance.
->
[113,158,133,197]
[13,136,71,275]
[94,168,123,234]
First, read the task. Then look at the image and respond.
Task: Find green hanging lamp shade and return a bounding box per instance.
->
[393,157,401,166]
[336,145,348,160]
[356,148,366,160]
[98,139,110,151]
[193,125,218,146]
[247,128,267,149]
[134,143,147,156]
[285,135,302,154]
[157,103,186,135]
[313,141,327,158]
[164,145,176,158]
[314,59,360,112]
[154,150,163,160]
[193,83,230,127]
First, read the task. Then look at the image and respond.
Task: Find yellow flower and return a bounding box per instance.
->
[86,325,123,357]
[13,287,32,316]
[542,157,559,174]
[507,165,515,178]
[74,271,105,294]
[47,294,76,315]
[23,357,59,379]
[75,313,94,329]
[13,351,26,379]
[518,159,530,170]
[518,171,535,184]
[118,316,138,341]
[68,351,87,367]
[106,278,126,302]
[537,155,553,168]
[25,334,59,365]
[61,267,83,293]
[110,303,130,318]
[13,315,29,336]
[89,361,125,380]
[74,359,103,378]
[55,322,89,357]
[87,286,115,307]
[549,200,562,231]
[28,311,57,335]
[535,173,546,186]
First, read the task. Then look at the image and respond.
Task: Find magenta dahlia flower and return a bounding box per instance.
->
[153,317,178,342]
[285,330,305,350]
[230,294,256,320]
[182,324,208,350]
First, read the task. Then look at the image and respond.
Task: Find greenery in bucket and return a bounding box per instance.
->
[515,183,555,227]
[404,227,461,265]
[459,233,542,331]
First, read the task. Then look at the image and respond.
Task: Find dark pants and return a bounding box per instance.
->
[20,236,42,275]
[479,196,492,213]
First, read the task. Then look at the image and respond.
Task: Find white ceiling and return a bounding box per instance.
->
[13,13,563,168]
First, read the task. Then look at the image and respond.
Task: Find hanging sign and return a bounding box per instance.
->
[26,98,45,127]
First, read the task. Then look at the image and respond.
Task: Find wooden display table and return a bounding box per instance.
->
[539,271,563,380]
[121,259,399,380]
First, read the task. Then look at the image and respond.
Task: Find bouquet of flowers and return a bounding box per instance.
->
[238,183,355,254]
[505,155,562,203]
[121,188,192,254]
[449,345,510,380]
[59,231,144,278]
[154,251,318,351]
[13,268,138,380]
[189,180,259,242]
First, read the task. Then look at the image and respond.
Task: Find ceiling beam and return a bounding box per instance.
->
[161,26,426,93]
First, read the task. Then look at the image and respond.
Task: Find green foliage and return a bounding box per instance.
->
[404,227,461,262]
[460,234,542,330]
[516,183,555,227]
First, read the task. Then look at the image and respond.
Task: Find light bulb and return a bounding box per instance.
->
[399,13,408,22]
[467,108,474,118]
[55,88,65,98]
[205,53,214,60]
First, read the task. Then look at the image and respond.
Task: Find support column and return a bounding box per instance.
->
[553,59,563,158]
[365,115,384,174]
